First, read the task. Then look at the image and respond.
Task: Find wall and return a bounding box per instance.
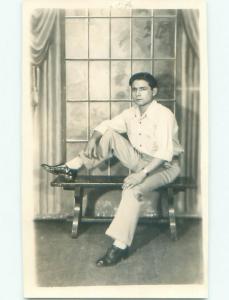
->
[35,9,200,218]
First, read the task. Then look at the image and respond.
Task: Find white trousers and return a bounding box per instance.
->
[67,129,181,246]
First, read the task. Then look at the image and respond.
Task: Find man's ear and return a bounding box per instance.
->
[152,87,158,97]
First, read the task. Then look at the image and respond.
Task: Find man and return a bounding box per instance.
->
[42,72,184,267]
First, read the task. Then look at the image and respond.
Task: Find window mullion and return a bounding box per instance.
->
[87,12,90,143]
[174,10,177,116]
[130,10,133,106]
[108,10,112,176]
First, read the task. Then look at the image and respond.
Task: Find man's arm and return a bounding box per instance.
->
[84,109,129,159]
[123,157,164,189]
[94,109,128,135]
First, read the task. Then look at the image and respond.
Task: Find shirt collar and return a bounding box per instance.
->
[134,100,158,119]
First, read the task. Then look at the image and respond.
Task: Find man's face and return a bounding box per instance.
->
[131,79,156,108]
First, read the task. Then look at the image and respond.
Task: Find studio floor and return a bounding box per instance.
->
[35,219,203,287]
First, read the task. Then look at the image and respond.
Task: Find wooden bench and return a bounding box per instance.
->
[51,175,196,241]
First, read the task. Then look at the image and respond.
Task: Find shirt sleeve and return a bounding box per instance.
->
[152,111,175,162]
[94,110,128,135]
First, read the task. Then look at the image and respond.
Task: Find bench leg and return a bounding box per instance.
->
[72,187,84,238]
[167,187,177,241]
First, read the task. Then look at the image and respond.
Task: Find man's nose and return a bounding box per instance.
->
[136,89,141,95]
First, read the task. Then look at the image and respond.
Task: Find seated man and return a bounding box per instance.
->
[42,72,184,267]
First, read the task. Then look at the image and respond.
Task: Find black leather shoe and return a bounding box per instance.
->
[41,163,78,178]
[96,245,129,267]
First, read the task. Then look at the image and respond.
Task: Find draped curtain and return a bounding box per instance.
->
[31,9,66,217]
[176,10,201,216]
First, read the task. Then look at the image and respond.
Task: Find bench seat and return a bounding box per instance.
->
[51,175,196,240]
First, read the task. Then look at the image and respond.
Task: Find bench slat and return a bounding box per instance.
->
[51,175,196,189]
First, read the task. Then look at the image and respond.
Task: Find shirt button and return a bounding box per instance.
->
[139,133,141,136]
[140,145,142,147]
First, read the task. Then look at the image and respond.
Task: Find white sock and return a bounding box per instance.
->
[66,156,83,169]
[113,240,127,250]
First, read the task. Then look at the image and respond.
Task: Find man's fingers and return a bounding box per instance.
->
[89,147,94,159]
[92,146,98,159]
[84,144,91,158]
[85,147,92,159]
[97,145,103,159]
[124,176,131,183]
[128,184,135,189]
[84,148,89,158]
[122,182,136,189]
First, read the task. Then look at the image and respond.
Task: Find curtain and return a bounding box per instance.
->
[31,9,66,217]
[181,10,199,58]
[175,10,201,216]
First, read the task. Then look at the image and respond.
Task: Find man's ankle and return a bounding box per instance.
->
[66,156,83,170]
[113,240,127,250]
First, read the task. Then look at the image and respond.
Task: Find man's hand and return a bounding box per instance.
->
[84,138,98,159]
[84,130,103,159]
[122,171,146,190]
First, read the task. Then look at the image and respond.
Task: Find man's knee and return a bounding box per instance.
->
[103,128,119,139]
[101,129,122,150]
[132,186,144,202]
[123,186,144,202]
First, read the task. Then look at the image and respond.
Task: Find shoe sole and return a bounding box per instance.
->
[96,252,129,267]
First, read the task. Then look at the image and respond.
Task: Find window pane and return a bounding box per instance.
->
[65,9,88,16]
[111,102,130,118]
[111,61,131,100]
[66,142,87,160]
[89,8,110,17]
[154,9,176,16]
[154,60,175,99]
[111,19,130,58]
[132,60,152,74]
[158,101,175,113]
[67,103,88,140]
[66,61,88,101]
[111,9,131,16]
[132,18,152,58]
[132,9,152,16]
[154,18,175,58]
[89,19,109,58]
[90,102,110,135]
[89,61,109,100]
[65,19,88,58]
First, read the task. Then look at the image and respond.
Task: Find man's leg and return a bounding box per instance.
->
[67,129,142,172]
[106,162,181,245]
[42,129,141,175]
[98,162,181,265]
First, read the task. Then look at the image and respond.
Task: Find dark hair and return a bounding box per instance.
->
[129,72,158,89]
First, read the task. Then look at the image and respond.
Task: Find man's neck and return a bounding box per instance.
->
[138,100,154,116]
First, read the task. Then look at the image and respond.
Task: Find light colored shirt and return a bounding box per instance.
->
[94,100,184,162]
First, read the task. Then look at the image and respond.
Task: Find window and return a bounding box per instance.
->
[65,8,177,175]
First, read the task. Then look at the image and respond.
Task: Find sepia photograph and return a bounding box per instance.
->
[22,0,208,297]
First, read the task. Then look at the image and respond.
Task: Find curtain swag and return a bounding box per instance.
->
[31,9,57,66]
